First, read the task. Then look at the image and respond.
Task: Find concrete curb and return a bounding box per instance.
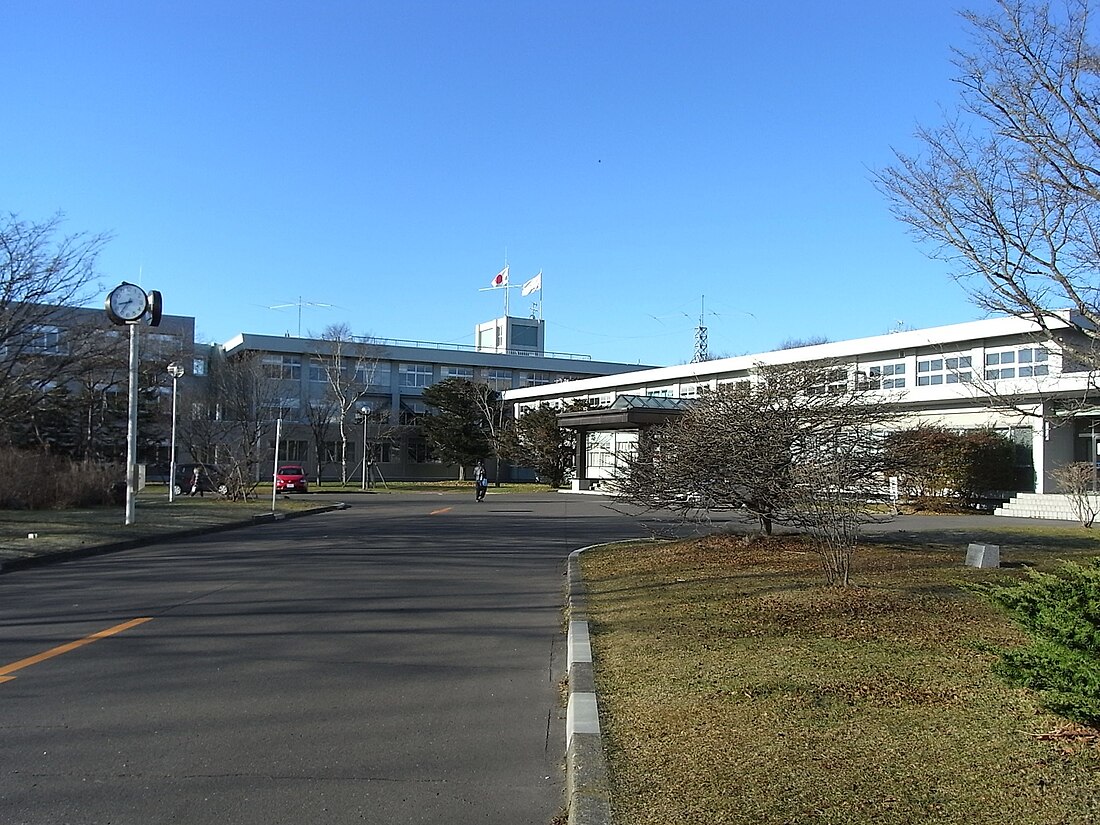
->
[565,545,614,825]
[0,502,349,575]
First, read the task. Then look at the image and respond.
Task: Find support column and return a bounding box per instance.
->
[572,428,591,491]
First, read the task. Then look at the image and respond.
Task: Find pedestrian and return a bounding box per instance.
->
[189,466,203,497]
[474,459,488,502]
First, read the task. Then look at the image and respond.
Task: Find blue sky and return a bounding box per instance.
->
[4,0,1000,365]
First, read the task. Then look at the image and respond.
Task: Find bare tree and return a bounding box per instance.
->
[1050,461,1100,525]
[614,362,897,585]
[878,0,1100,358]
[302,397,338,485]
[182,350,292,499]
[312,323,378,484]
[0,212,110,438]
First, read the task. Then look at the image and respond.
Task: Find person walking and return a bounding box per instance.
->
[189,466,203,497]
[474,459,488,502]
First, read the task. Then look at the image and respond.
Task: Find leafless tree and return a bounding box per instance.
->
[878,0,1100,360]
[302,398,338,485]
[182,350,292,499]
[0,212,110,438]
[614,362,897,585]
[312,323,378,484]
[1050,461,1100,524]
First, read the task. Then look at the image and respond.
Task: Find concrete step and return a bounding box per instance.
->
[995,492,1098,521]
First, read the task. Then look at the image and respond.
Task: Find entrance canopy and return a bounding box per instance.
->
[556,394,693,431]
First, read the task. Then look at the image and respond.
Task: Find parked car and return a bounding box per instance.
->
[275,464,308,493]
[174,463,229,496]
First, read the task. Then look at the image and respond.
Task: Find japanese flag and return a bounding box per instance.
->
[490,265,509,288]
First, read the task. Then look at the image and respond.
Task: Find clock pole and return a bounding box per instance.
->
[105,281,162,526]
[124,321,139,525]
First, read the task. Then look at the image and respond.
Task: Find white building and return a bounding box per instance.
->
[504,312,1100,499]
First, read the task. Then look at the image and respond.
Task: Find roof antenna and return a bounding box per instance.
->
[692,295,709,363]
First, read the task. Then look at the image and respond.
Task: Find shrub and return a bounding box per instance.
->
[886,425,1019,505]
[974,560,1100,726]
[0,446,121,509]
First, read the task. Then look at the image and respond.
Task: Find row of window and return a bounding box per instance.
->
[262,356,560,389]
[624,347,1056,399]
[273,438,427,465]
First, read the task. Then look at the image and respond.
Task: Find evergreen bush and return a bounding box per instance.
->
[975,560,1100,726]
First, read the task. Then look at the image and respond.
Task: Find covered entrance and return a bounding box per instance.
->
[557,395,691,491]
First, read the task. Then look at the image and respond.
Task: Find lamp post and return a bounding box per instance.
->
[360,405,371,490]
[167,362,185,503]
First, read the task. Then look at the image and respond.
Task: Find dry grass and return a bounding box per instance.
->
[0,488,318,564]
[581,533,1100,825]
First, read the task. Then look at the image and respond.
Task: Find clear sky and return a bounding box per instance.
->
[4,0,1002,366]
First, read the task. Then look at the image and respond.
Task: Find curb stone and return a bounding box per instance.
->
[566,545,614,825]
[0,502,349,575]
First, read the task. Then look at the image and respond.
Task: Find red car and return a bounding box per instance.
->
[275,465,309,493]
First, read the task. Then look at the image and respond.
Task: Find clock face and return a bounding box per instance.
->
[107,283,148,323]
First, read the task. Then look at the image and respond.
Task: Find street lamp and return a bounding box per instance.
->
[167,362,185,502]
[360,404,371,490]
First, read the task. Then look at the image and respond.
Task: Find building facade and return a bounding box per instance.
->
[216,316,652,481]
[504,312,1100,496]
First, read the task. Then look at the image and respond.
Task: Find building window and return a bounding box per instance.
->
[486,369,513,390]
[521,371,552,387]
[914,354,972,385]
[400,400,430,426]
[24,325,65,355]
[646,387,674,397]
[309,359,327,383]
[443,366,474,381]
[808,368,848,396]
[262,354,301,380]
[356,362,390,386]
[274,439,309,461]
[866,362,906,390]
[985,346,1052,380]
[399,363,433,388]
[193,358,207,377]
[406,437,436,463]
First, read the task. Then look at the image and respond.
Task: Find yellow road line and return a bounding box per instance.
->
[429,506,454,515]
[0,617,153,682]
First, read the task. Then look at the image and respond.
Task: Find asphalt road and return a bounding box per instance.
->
[0,491,644,825]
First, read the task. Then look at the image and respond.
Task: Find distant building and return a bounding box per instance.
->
[217,315,651,481]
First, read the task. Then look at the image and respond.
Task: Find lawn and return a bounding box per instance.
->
[0,487,319,565]
[580,529,1100,824]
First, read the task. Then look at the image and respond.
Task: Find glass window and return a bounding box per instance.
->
[865,362,905,390]
[443,366,474,381]
[262,355,301,380]
[309,359,326,382]
[399,363,433,388]
[522,371,552,387]
[359,362,390,386]
[486,369,513,390]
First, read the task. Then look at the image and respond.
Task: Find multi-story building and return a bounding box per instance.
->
[217,315,652,481]
[504,312,1100,501]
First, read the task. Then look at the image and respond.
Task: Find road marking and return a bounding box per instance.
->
[0,617,153,683]
[429,506,454,515]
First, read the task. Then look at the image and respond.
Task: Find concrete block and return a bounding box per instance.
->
[966,543,1000,569]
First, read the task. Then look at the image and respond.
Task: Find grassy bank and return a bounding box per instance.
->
[0,487,319,564]
[580,532,1100,824]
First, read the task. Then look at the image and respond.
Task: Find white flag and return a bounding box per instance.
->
[490,265,509,288]
[521,271,542,296]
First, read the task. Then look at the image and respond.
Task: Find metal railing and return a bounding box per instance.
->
[356,335,593,361]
